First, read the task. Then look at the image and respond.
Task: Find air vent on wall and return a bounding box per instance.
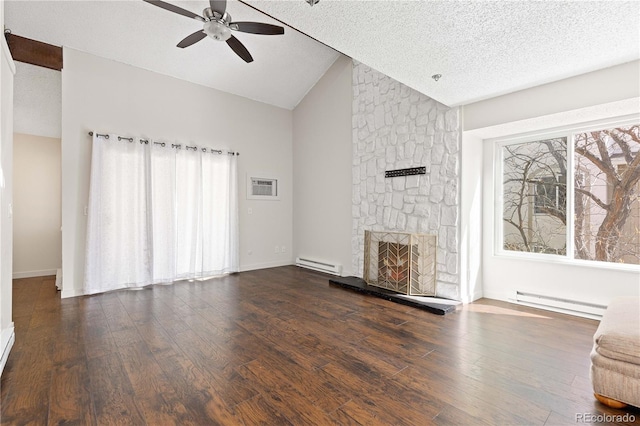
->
[247,176,279,200]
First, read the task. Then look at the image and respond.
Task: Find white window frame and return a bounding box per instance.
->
[491,114,640,272]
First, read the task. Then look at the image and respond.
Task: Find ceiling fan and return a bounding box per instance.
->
[143,0,285,63]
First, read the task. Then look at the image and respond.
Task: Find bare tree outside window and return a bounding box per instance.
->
[501,124,640,265]
[502,138,567,255]
[574,125,640,264]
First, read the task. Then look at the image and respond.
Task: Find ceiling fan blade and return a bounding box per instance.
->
[143,0,204,21]
[226,36,253,63]
[209,0,227,15]
[177,30,207,48]
[232,22,284,35]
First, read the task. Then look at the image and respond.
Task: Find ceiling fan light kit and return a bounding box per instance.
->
[204,20,231,41]
[143,0,284,63]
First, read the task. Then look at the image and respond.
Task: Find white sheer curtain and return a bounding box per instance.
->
[175,147,203,279]
[201,151,239,275]
[84,134,239,295]
[149,142,176,283]
[85,135,152,294]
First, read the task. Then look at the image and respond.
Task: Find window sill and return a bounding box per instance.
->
[493,250,640,273]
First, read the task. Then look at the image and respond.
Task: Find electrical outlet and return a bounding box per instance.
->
[281,246,286,253]
[274,246,280,254]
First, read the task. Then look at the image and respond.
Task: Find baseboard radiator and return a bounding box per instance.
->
[295,257,342,276]
[515,291,606,318]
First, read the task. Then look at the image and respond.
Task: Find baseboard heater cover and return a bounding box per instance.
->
[515,291,607,317]
[295,257,342,276]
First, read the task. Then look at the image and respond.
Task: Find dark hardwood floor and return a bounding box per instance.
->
[1,266,638,425]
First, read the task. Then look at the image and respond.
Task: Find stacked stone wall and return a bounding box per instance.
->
[352,62,461,298]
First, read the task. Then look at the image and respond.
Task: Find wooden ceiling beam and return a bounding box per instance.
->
[5,33,62,71]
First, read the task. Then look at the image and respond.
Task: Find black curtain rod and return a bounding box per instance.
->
[88,131,239,155]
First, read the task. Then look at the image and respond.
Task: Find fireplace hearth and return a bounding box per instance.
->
[364,231,437,296]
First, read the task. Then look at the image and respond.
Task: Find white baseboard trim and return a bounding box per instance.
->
[482,289,514,303]
[481,290,601,320]
[0,324,15,376]
[61,287,86,299]
[461,288,485,304]
[471,288,484,302]
[513,299,602,320]
[12,269,58,279]
[55,269,62,290]
[61,262,295,298]
[239,260,294,273]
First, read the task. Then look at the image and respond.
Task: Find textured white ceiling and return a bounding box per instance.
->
[246,0,640,107]
[14,62,62,138]
[5,1,640,110]
[5,0,340,110]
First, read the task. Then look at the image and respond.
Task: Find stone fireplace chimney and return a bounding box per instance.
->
[351,61,461,300]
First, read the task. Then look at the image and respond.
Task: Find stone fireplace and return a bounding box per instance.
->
[352,61,462,300]
[364,231,437,295]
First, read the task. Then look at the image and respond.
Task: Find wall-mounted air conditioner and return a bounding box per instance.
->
[247,175,279,200]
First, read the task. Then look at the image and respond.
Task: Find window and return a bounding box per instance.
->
[501,138,567,255]
[498,121,640,265]
[573,125,640,264]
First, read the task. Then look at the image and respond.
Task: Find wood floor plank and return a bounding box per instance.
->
[86,353,145,425]
[431,403,494,426]
[0,327,55,424]
[233,395,294,425]
[330,399,382,425]
[168,328,260,407]
[405,349,552,423]
[132,318,178,356]
[3,267,639,426]
[235,360,340,425]
[117,342,197,425]
[235,333,351,412]
[318,361,443,424]
[153,348,243,425]
[47,362,95,426]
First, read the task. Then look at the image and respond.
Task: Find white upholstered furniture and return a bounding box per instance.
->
[590,297,640,408]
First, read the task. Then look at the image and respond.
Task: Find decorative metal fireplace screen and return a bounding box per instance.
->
[364,231,437,296]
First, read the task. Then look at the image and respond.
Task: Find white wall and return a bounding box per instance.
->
[13,133,61,278]
[61,48,293,297]
[12,61,62,279]
[461,60,640,312]
[0,0,17,375]
[459,129,483,303]
[292,56,353,276]
[464,60,640,131]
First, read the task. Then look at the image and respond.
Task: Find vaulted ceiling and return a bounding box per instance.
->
[5,0,340,110]
[5,0,640,109]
